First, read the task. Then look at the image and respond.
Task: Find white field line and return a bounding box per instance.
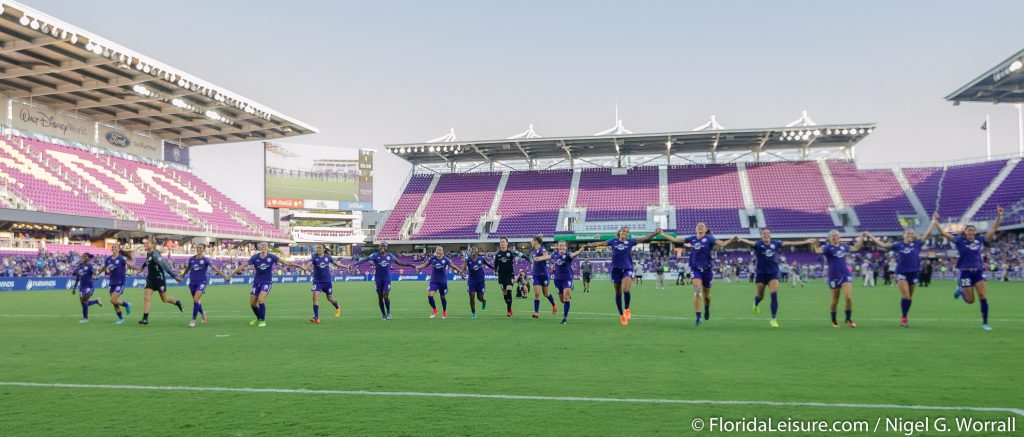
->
[0,381,1020,417]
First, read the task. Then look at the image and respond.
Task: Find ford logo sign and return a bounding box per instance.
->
[105,131,131,148]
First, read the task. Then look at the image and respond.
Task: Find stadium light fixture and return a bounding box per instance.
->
[1011,60,1023,72]
[29,19,39,30]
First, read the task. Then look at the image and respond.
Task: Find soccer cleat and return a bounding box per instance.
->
[79,319,89,324]
[189,320,196,328]
[704,309,710,321]
[532,312,539,319]
[175,300,184,312]
[620,315,628,326]
[386,312,392,320]
[257,321,267,328]
[123,302,132,315]
[201,313,207,324]
[770,319,779,328]
[471,313,477,319]
[506,310,512,318]
[310,318,320,324]
[442,310,447,319]
[981,324,992,331]
[115,319,125,325]
[845,320,857,328]
[624,308,632,320]
[334,307,341,318]
[560,318,567,325]
[482,301,487,311]
[430,309,438,319]
[832,321,840,328]
[953,289,963,300]
[694,318,701,327]
[901,317,908,328]
[95,301,102,307]
[249,319,258,326]
[382,314,388,321]
[138,319,149,325]
[552,305,557,315]
[753,304,761,315]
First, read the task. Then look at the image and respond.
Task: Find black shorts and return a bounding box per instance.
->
[145,278,166,292]
[582,272,592,282]
[498,274,515,287]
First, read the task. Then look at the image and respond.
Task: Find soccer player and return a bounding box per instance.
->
[808,231,866,328]
[586,226,659,326]
[580,256,593,293]
[491,238,525,317]
[658,223,734,327]
[72,253,101,323]
[135,236,184,326]
[349,242,414,320]
[227,242,304,327]
[178,243,229,327]
[464,246,495,318]
[95,243,132,324]
[533,241,585,325]
[526,235,559,319]
[302,244,345,324]
[414,246,465,319]
[933,207,1003,330]
[731,229,807,328]
[866,224,934,328]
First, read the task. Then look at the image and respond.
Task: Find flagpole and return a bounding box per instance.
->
[986,114,992,160]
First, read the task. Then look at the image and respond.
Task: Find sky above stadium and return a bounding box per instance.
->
[28,0,1024,220]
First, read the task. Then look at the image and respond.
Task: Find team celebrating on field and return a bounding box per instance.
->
[74,207,1004,331]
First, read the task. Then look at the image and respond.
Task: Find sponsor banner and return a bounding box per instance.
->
[163,142,190,166]
[98,124,163,160]
[553,232,677,242]
[12,101,95,145]
[266,197,304,209]
[339,201,372,211]
[303,199,340,210]
[0,274,479,291]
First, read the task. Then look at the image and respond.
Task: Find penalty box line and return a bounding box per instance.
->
[0,381,1021,417]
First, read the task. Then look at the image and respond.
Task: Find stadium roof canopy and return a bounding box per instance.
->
[0,1,317,146]
[385,123,876,168]
[946,48,1024,104]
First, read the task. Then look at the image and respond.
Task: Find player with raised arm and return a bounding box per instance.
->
[136,236,184,326]
[585,226,659,326]
[302,244,345,324]
[731,229,807,328]
[492,237,525,317]
[348,242,414,320]
[866,224,934,328]
[72,253,101,323]
[177,243,229,327]
[528,235,558,319]
[808,231,866,328]
[414,246,465,319]
[464,246,495,318]
[94,243,132,324]
[227,243,304,327]
[933,207,1003,330]
[534,241,585,325]
[658,223,734,327]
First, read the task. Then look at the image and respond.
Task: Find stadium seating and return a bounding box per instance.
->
[494,169,573,237]
[828,161,916,231]
[972,160,1022,221]
[667,164,745,233]
[901,167,943,213]
[936,160,1006,219]
[576,167,658,221]
[746,161,836,232]
[414,172,502,239]
[377,174,433,241]
[0,140,117,219]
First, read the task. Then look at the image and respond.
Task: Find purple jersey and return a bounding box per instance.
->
[248,253,280,283]
[104,255,128,286]
[465,255,488,282]
[551,251,575,281]
[74,263,94,289]
[685,234,717,269]
[532,247,549,278]
[428,256,454,283]
[821,243,851,279]
[187,256,213,283]
[753,239,782,275]
[953,236,985,270]
[891,240,922,273]
[311,253,334,282]
[358,252,397,279]
[605,238,637,270]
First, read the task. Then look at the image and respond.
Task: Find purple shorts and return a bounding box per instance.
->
[250,281,272,296]
[895,272,919,286]
[79,287,94,297]
[428,281,448,295]
[755,273,779,285]
[610,268,633,284]
[189,282,207,295]
[108,284,124,295]
[958,270,986,288]
[532,275,549,287]
[827,276,852,289]
[375,280,391,294]
[691,267,714,288]
[554,279,573,293]
[311,281,333,295]
[467,281,485,294]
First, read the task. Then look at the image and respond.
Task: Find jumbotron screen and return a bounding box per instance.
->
[264,142,374,210]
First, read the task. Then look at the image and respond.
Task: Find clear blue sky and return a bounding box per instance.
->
[27,0,1024,220]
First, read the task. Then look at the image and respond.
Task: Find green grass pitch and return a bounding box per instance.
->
[0,279,1021,436]
[265,176,359,201]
